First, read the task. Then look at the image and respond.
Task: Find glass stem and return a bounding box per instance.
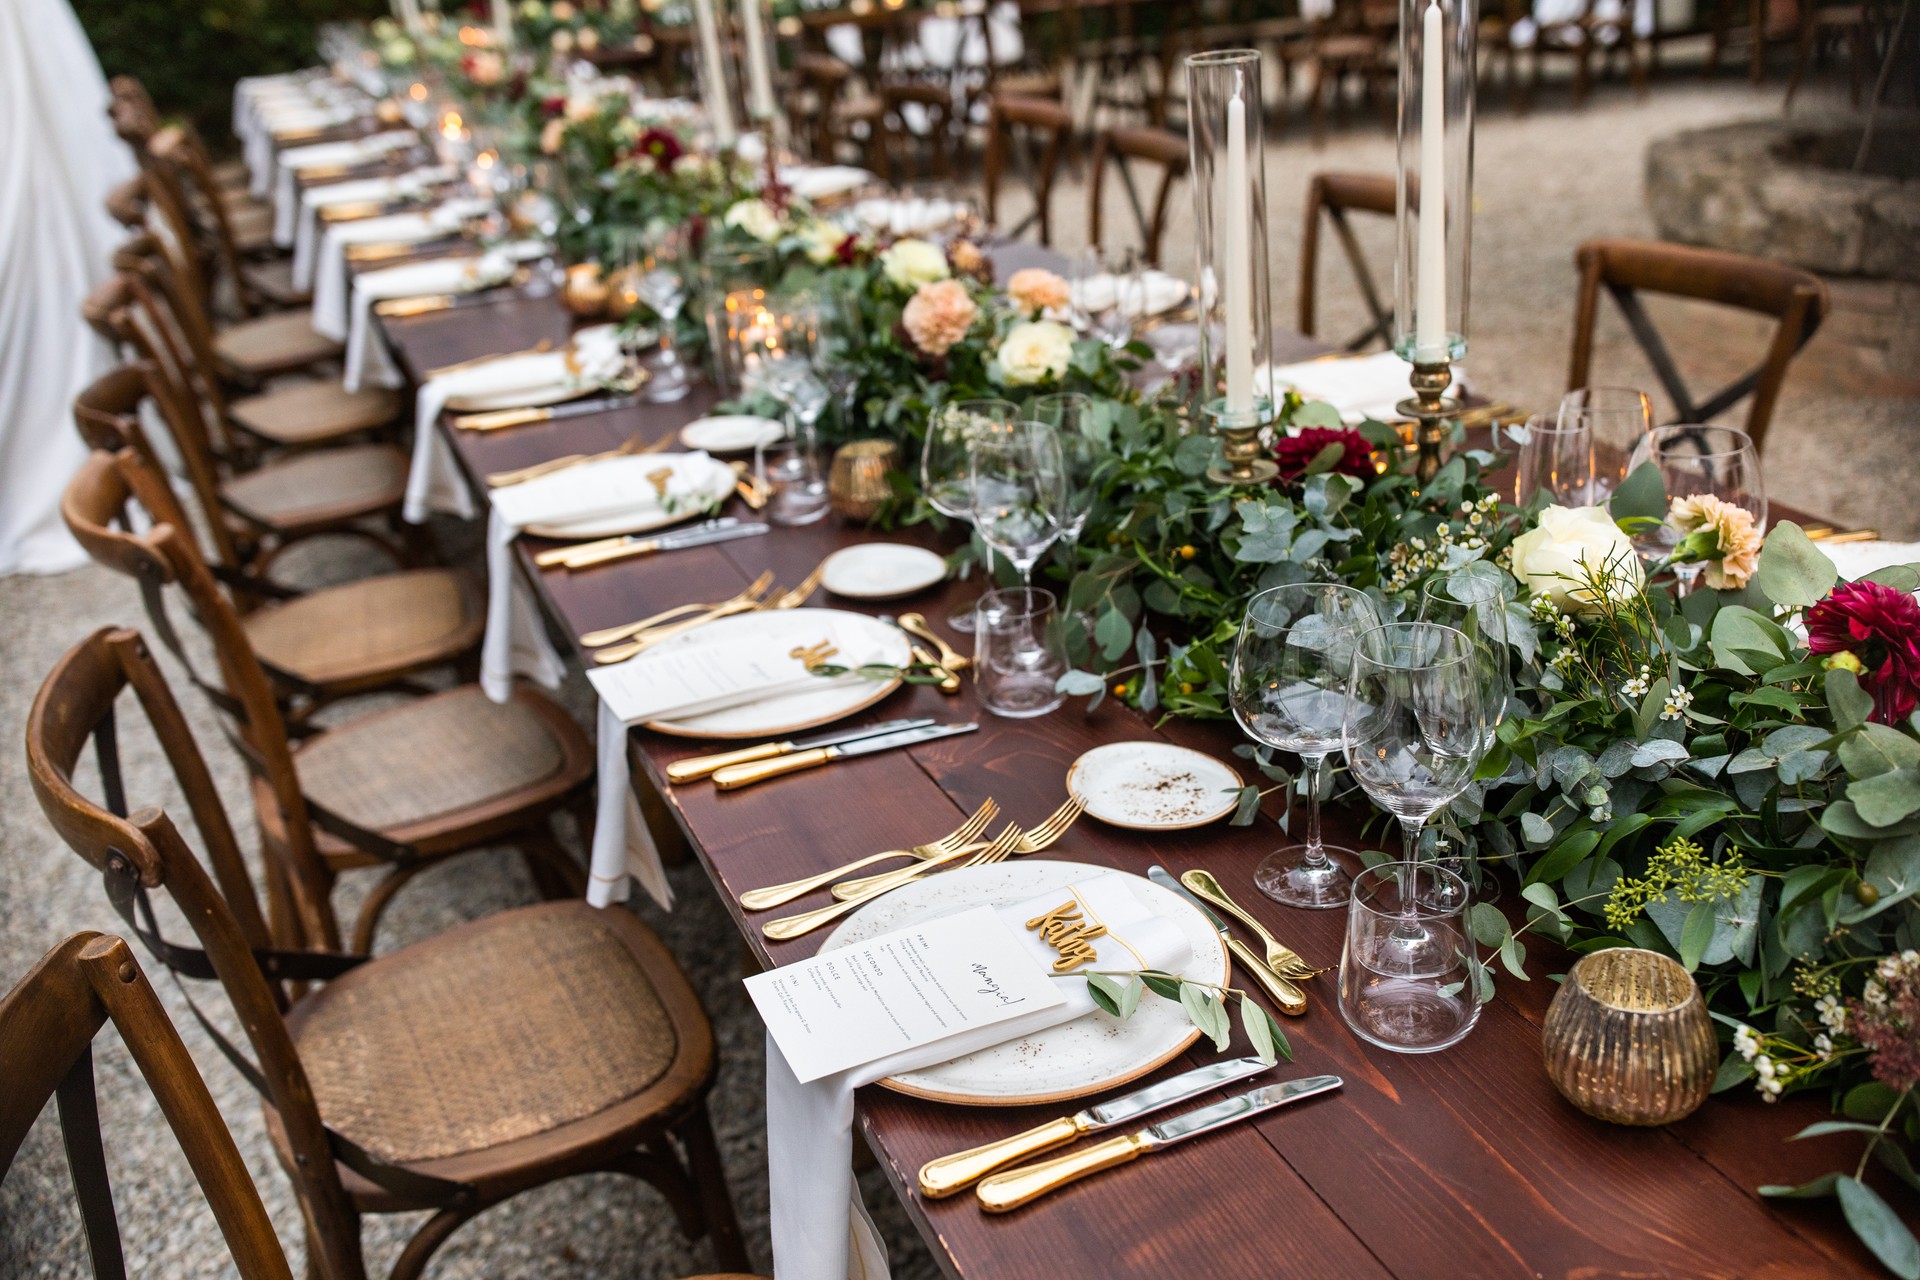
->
[1298,753,1327,867]
[1395,816,1427,930]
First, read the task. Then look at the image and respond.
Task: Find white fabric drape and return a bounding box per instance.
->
[0,0,136,575]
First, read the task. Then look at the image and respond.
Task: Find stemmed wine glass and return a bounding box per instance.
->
[1028,393,1101,556]
[1624,425,1766,594]
[1417,575,1516,903]
[1509,413,1594,507]
[968,423,1066,591]
[921,398,1018,631]
[1229,583,1382,908]
[636,225,692,402]
[1343,622,1495,924]
[1560,386,1653,501]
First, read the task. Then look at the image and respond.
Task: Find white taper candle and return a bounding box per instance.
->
[739,0,777,121]
[1224,85,1253,415]
[1416,0,1447,359]
[692,0,738,148]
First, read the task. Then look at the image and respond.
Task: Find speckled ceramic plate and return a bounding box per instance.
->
[819,860,1230,1106]
[1066,741,1244,831]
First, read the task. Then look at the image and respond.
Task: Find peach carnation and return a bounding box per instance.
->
[1007,267,1069,315]
[902,279,978,358]
[1669,493,1763,590]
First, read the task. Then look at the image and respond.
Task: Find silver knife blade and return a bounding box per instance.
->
[789,717,936,752]
[834,722,978,757]
[545,394,641,419]
[646,521,772,553]
[1077,1056,1275,1131]
[1141,1075,1343,1148]
[1147,865,1234,937]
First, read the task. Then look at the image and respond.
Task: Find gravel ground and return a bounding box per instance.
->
[1,53,1912,1279]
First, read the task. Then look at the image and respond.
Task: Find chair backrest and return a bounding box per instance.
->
[148,123,266,317]
[109,233,241,432]
[983,94,1074,245]
[1297,170,1397,352]
[0,932,294,1280]
[24,622,368,1280]
[1568,237,1830,451]
[878,80,955,182]
[790,53,853,162]
[1086,126,1189,265]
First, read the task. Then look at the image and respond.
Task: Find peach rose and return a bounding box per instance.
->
[539,117,567,154]
[902,279,978,357]
[1006,267,1069,315]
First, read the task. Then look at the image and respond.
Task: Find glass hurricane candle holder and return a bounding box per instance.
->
[1542,948,1717,1126]
[700,244,778,397]
[1185,49,1277,487]
[1394,0,1476,367]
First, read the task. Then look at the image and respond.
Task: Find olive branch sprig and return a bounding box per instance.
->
[1082,968,1293,1067]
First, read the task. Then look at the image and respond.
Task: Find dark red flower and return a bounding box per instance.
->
[541,95,567,118]
[632,126,683,166]
[833,233,864,266]
[1271,427,1376,485]
[1806,580,1920,725]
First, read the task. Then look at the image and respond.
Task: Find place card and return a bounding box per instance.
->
[746,906,1066,1083]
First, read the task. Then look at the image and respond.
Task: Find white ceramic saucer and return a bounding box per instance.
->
[821,543,948,600]
[679,415,785,453]
[1066,741,1244,831]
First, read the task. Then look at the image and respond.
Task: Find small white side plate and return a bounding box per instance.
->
[821,543,948,600]
[679,415,785,453]
[1066,741,1244,831]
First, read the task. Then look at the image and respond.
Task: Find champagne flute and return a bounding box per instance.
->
[968,423,1066,590]
[1344,623,1495,930]
[1230,583,1383,908]
[1417,575,1516,903]
[1624,425,1766,595]
[922,398,1018,630]
[1560,386,1653,501]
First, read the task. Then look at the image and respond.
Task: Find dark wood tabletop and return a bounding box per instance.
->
[369,260,1895,1279]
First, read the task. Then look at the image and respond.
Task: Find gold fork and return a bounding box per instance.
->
[592,577,778,663]
[763,821,1029,941]
[830,796,1085,899]
[1179,869,1327,981]
[576,571,774,649]
[736,799,1000,911]
[768,560,828,611]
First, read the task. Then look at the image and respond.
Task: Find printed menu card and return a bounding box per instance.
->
[745,906,1066,1083]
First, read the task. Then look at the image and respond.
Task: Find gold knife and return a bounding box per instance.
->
[666,718,936,784]
[712,723,978,791]
[376,294,452,317]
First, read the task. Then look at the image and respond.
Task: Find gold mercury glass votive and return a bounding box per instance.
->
[560,263,610,319]
[829,440,899,522]
[1542,947,1718,1126]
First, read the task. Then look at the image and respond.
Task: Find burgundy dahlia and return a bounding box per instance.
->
[632,127,683,166]
[1272,427,1376,485]
[1806,579,1920,725]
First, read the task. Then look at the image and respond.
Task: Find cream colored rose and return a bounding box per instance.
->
[1509,504,1646,616]
[800,219,847,265]
[879,238,949,289]
[997,320,1075,386]
[724,198,785,244]
[549,28,574,53]
[1006,267,1069,315]
[578,26,600,49]
[551,0,577,18]
[672,153,705,178]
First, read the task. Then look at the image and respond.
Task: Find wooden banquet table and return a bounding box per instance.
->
[369,263,1892,1279]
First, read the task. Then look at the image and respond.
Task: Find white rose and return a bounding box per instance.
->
[724,198,785,244]
[1509,504,1646,616]
[518,0,546,18]
[879,238,949,289]
[800,219,846,265]
[996,320,1075,386]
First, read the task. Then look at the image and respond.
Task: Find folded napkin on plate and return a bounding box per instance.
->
[778,165,873,201]
[288,163,454,257]
[300,193,491,295]
[336,243,542,391]
[245,104,360,195]
[587,623,887,726]
[853,195,960,235]
[1263,350,1468,425]
[767,873,1193,1280]
[273,129,418,235]
[488,450,732,533]
[404,323,626,524]
[1070,270,1191,318]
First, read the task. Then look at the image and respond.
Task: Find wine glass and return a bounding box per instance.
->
[636,225,691,402]
[922,398,1018,630]
[968,423,1065,590]
[1071,245,1139,350]
[1027,393,1101,553]
[1229,583,1382,909]
[1560,386,1653,501]
[1624,425,1766,594]
[1417,575,1516,903]
[1509,413,1594,507]
[1344,622,1495,924]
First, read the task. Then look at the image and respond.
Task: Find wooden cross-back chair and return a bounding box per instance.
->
[1087,125,1188,265]
[150,122,312,313]
[0,933,295,1280]
[24,624,749,1280]
[984,93,1074,245]
[1568,238,1830,452]
[59,448,594,954]
[72,363,483,717]
[1298,170,1397,352]
[878,80,957,182]
[789,52,863,163]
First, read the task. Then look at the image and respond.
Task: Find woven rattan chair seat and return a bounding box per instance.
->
[226,201,276,253]
[288,902,679,1163]
[211,157,249,188]
[245,569,483,687]
[221,443,406,529]
[214,310,341,376]
[294,686,571,832]
[241,257,311,306]
[229,379,399,445]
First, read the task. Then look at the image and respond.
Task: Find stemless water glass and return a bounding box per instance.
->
[922,398,1019,630]
[1344,623,1495,916]
[968,423,1066,590]
[1560,386,1654,500]
[755,431,830,526]
[975,586,1067,718]
[1624,424,1766,593]
[1338,861,1482,1053]
[1028,393,1101,552]
[1417,575,1515,902]
[1509,413,1595,507]
[1229,583,1382,908]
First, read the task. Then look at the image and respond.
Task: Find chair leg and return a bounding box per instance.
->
[517,825,588,900]
[674,1100,751,1274]
[349,862,436,954]
[389,1205,480,1280]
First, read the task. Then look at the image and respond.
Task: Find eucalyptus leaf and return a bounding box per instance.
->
[1610,461,1668,524]
[1828,668,1875,734]
[1753,522,1838,608]
[1836,1176,1920,1279]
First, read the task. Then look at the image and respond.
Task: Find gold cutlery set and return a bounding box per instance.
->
[565,561,827,659]
[915,1057,1342,1211]
[1149,866,1321,1017]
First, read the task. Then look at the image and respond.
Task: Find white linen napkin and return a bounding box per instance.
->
[403,326,625,524]
[778,165,874,201]
[766,873,1193,1280]
[1070,270,1191,318]
[244,102,357,191]
[1821,540,1920,587]
[288,163,454,259]
[1263,350,1469,425]
[301,194,491,295]
[272,129,418,241]
[589,699,672,909]
[335,248,525,392]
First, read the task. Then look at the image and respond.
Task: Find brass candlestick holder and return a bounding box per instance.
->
[1397,359,1462,484]
[1203,398,1279,487]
